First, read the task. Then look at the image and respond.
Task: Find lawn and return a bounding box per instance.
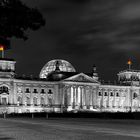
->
[0,118,139,140]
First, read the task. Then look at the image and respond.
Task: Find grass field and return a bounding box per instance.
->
[0,118,140,140]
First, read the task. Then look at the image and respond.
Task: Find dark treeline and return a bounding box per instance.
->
[2,112,140,119]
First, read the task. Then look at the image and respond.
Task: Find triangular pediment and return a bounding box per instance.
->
[63,73,99,83]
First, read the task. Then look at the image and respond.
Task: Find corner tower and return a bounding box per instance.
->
[0,58,16,78]
[117,60,140,86]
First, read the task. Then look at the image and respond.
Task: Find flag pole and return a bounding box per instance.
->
[2,49,4,58]
[129,63,131,70]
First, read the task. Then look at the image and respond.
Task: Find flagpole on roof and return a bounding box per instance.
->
[2,49,4,58]
[127,59,132,70]
[0,45,4,58]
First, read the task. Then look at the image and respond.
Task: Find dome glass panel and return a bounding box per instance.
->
[39,59,76,78]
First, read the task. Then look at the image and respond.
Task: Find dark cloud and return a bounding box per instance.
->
[7,0,140,81]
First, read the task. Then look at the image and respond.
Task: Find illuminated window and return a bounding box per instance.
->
[17,87,22,93]
[1,98,7,105]
[33,97,37,106]
[26,97,30,106]
[48,97,53,105]
[17,96,22,105]
[40,97,45,106]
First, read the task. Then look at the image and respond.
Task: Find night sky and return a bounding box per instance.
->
[6,0,140,81]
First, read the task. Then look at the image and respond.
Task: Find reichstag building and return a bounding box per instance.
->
[0,58,139,114]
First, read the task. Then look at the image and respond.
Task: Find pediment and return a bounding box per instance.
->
[63,73,99,83]
[0,92,9,95]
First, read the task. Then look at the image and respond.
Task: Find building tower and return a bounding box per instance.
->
[0,58,16,78]
[117,60,140,86]
[92,65,98,81]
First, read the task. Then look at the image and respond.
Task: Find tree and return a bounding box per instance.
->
[0,0,45,48]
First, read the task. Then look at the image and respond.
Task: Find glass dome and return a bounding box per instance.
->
[39,59,76,78]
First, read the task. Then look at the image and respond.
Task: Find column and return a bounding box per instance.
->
[63,87,67,107]
[93,87,98,108]
[23,85,26,106]
[61,86,65,106]
[107,89,110,109]
[83,87,86,109]
[75,87,78,107]
[73,86,76,109]
[67,86,73,111]
[90,87,93,110]
[80,87,82,108]
[30,85,33,106]
[68,87,71,106]
[101,89,104,111]
[78,87,81,106]
[81,87,84,108]
[71,86,73,108]
[119,90,123,111]
[113,91,116,109]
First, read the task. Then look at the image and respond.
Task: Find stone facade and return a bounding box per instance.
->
[0,59,139,114]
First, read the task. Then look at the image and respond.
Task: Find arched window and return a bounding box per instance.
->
[26,97,30,106]
[48,96,53,106]
[40,97,45,106]
[25,88,30,93]
[110,92,114,96]
[98,92,102,96]
[17,96,22,105]
[48,89,53,94]
[104,92,108,96]
[133,93,137,99]
[33,97,37,106]
[1,98,7,105]
[0,86,9,94]
[116,93,119,97]
[41,89,45,94]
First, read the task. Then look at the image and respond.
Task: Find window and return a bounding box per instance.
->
[133,93,137,99]
[1,98,7,105]
[48,97,53,105]
[26,97,30,106]
[25,88,30,93]
[26,109,30,113]
[48,89,53,94]
[17,96,22,105]
[41,89,45,94]
[104,92,108,96]
[33,89,38,93]
[41,97,45,106]
[98,92,102,96]
[110,92,114,96]
[0,86,9,94]
[17,87,22,93]
[33,97,37,106]
[116,93,119,97]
